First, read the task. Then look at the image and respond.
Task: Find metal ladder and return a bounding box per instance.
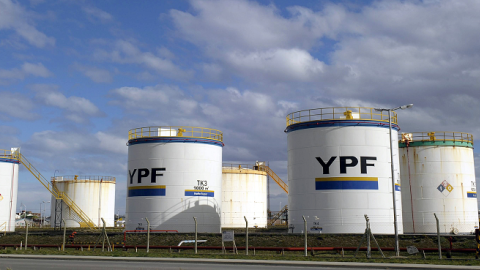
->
[269,205,288,226]
[256,163,289,193]
[13,151,97,229]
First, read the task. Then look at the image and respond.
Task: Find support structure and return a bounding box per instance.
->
[434,213,442,259]
[53,199,63,230]
[193,217,197,254]
[302,216,307,257]
[94,218,111,252]
[146,217,150,253]
[355,215,385,258]
[244,216,248,255]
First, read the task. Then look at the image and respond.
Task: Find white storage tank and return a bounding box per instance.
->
[0,148,19,232]
[50,175,116,228]
[286,107,403,234]
[399,132,478,234]
[126,126,223,233]
[222,163,268,228]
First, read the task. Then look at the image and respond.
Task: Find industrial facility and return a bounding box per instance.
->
[399,132,478,234]
[125,126,224,233]
[285,107,403,234]
[222,163,268,228]
[1,106,479,237]
[0,148,19,232]
[50,175,116,228]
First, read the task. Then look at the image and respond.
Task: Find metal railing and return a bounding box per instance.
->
[222,163,261,170]
[128,126,223,142]
[0,149,17,162]
[256,163,288,194]
[269,205,288,226]
[6,151,97,229]
[51,175,116,183]
[286,107,397,127]
[0,222,6,235]
[400,131,473,145]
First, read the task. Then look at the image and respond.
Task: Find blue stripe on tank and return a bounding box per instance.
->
[285,119,400,133]
[128,137,224,147]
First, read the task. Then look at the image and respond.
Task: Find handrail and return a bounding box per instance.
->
[257,164,288,194]
[7,151,98,229]
[269,205,288,226]
[52,175,116,183]
[0,221,6,235]
[286,107,397,127]
[400,131,473,145]
[128,126,223,142]
[0,149,17,162]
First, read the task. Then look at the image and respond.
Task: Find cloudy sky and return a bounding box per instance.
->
[1,0,480,215]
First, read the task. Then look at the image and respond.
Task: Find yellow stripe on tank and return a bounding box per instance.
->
[128,185,166,190]
[185,189,214,193]
[315,177,378,182]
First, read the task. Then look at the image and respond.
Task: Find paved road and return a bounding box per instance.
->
[0,258,375,270]
[1,256,479,270]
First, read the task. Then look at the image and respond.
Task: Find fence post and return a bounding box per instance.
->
[193,217,197,254]
[25,222,28,250]
[434,213,442,259]
[244,216,248,255]
[62,219,66,251]
[303,216,307,257]
[146,217,150,253]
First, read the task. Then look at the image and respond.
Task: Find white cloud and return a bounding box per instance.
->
[0,91,37,120]
[20,130,128,177]
[170,0,340,51]
[95,132,127,155]
[32,84,104,123]
[94,40,192,80]
[0,62,52,84]
[83,6,113,23]
[73,63,113,83]
[21,62,52,77]
[224,48,325,82]
[0,0,55,47]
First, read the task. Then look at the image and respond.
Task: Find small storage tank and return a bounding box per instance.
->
[50,175,116,228]
[399,132,478,234]
[126,126,223,233]
[222,163,268,228]
[0,148,19,232]
[286,107,403,234]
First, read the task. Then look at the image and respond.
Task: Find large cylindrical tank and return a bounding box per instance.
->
[126,126,223,233]
[0,148,19,232]
[50,176,116,228]
[222,164,268,228]
[286,107,403,234]
[399,132,478,234]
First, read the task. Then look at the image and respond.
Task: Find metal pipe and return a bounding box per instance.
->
[193,217,198,254]
[62,219,66,251]
[244,216,248,255]
[25,221,28,250]
[388,110,400,256]
[146,217,150,253]
[434,213,442,259]
[302,215,307,256]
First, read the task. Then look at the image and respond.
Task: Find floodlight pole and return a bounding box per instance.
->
[375,104,413,257]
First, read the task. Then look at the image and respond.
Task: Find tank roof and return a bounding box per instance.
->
[128,126,223,143]
[399,131,473,148]
[51,175,116,183]
[286,107,397,127]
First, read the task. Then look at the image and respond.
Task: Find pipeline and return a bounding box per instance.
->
[123,230,178,242]
[0,243,476,254]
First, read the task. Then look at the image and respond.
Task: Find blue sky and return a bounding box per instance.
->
[1,0,480,215]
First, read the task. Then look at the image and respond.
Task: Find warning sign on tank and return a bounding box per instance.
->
[437,180,453,197]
